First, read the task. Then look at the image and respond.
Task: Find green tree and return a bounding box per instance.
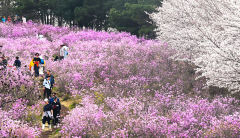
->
[108,0,162,38]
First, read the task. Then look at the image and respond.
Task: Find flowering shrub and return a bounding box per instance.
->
[62,93,239,137]
[0,22,239,137]
[0,109,40,138]
[61,97,106,137]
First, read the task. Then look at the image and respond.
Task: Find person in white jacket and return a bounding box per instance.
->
[59,44,69,60]
[43,76,52,99]
[39,56,45,76]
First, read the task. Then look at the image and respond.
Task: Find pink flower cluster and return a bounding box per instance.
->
[0,22,239,137]
[61,92,239,137]
[0,109,40,138]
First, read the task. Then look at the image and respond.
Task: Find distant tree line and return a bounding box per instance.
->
[0,0,162,38]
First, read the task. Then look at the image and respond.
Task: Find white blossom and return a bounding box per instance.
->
[151,0,240,93]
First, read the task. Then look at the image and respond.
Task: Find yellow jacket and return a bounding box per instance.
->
[29,58,45,71]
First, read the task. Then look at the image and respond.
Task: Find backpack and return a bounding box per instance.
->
[64,49,68,56]
[40,59,44,64]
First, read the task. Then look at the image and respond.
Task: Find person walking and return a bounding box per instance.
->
[42,98,53,130]
[30,53,41,77]
[13,56,21,70]
[43,76,52,99]
[7,16,11,22]
[45,70,55,89]
[52,96,61,128]
[2,16,6,23]
[0,55,8,69]
[49,93,59,105]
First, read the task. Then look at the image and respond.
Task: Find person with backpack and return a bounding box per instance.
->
[13,56,21,70]
[45,70,55,89]
[42,98,53,130]
[49,92,59,105]
[59,44,69,60]
[30,53,41,77]
[43,76,52,99]
[52,96,61,128]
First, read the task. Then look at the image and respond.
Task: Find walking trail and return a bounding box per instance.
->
[40,99,70,138]
[33,77,73,138]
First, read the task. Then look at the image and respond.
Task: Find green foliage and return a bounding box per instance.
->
[108,2,161,38]
[94,91,104,105]
[62,94,71,101]
[69,101,77,109]
[13,0,162,38]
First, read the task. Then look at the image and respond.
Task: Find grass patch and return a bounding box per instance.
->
[69,101,77,109]
[62,94,71,101]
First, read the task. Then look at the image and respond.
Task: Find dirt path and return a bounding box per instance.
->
[40,102,69,138]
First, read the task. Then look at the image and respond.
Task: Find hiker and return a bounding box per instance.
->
[42,98,53,130]
[22,16,26,23]
[30,53,41,77]
[52,96,61,128]
[59,44,69,60]
[7,16,11,22]
[49,93,59,105]
[13,15,18,23]
[39,56,46,76]
[2,16,6,23]
[14,56,21,70]
[43,76,52,99]
[45,70,55,89]
[0,55,8,69]
[0,46,3,57]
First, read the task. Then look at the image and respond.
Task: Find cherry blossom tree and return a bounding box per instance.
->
[151,0,240,93]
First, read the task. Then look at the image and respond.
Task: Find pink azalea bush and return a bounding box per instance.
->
[0,109,40,138]
[0,22,239,137]
[61,89,239,137]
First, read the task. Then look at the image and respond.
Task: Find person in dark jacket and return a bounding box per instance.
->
[42,98,53,129]
[14,56,21,69]
[52,96,61,128]
[45,70,55,89]
[49,93,59,105]
[33,53,41,77]
[0,55,8,69]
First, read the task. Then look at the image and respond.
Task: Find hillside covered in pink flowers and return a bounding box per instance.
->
[0,22,239,137]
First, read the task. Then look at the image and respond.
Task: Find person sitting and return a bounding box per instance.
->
[59,44,69,60]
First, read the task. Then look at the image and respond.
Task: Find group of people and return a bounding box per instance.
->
[29,53,46,77]
[0,46,22,70]
[0,43,69,130]
[1,15,25,24]
[30,44,69,77]
[42,68,62,129]
[42,93,61,129]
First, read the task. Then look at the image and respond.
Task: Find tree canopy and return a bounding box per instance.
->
[7,0,162,38]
